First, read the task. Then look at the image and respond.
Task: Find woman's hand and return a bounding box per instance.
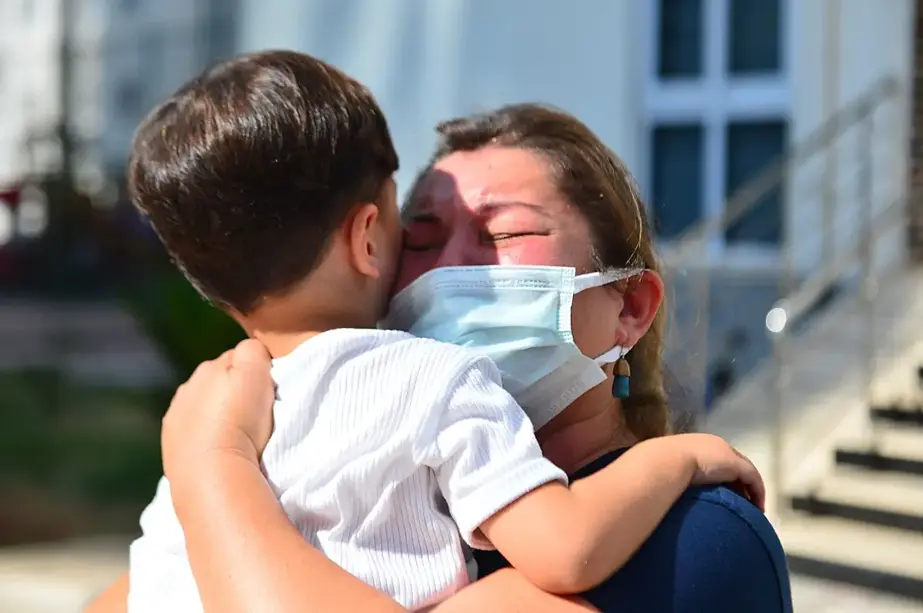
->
[161,339,275,508]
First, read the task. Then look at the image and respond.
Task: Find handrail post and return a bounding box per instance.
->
[696,238,711,417]
[768,157,796,522]
[821,0,842,278]
[766,305,790,522]
[857,112,878,439]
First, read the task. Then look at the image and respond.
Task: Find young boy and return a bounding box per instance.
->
[126,50,762,612]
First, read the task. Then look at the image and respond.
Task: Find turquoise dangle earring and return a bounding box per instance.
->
[612,351,631,398]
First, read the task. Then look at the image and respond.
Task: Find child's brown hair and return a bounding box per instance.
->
[128,50,399,312]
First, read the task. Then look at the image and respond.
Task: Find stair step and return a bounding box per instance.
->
[836,426,923,476]
[781,514,923,600]
[790,467,923,532]
[871,405,923,427]
[837,448,923,476]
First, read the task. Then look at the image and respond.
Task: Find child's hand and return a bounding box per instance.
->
[681,433,766,511]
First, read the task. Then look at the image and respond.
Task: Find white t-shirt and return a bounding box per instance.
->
[128,329,567,611]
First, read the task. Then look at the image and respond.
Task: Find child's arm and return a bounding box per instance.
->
[424,356,764,597]
[478,433,763,594]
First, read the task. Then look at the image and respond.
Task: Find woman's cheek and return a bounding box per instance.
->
[392,252,433,295]
[571,287,621,357]
[496,238,565,267]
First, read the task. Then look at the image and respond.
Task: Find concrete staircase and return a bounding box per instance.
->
[784,377,923,601]
[704,266,923,608]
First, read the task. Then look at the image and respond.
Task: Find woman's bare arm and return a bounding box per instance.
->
[83,573,127,613]
[179,450,598,613]
[81,533,599,613]
[179,452,405,613]
[431,569,597,613]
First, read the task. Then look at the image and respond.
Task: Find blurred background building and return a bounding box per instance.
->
[2,1,923,611]
[98,0,237,177]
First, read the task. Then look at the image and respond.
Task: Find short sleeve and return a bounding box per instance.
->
[137,476,184,542]
[418,356,568,550]
[129,476,199,612]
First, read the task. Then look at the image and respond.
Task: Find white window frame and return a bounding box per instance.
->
[638,0,792,270]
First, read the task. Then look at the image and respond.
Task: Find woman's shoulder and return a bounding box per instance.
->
[576,450,793,612]
[476,449,794,612]
[677,483,783,554]
[673,483,790,594]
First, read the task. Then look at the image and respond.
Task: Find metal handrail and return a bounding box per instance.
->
[765,192,905,335]
[669,75,901,254]
[758,77,909,519]
[763,192,907,519]
[657,73,905,517]
[661,75,903,439]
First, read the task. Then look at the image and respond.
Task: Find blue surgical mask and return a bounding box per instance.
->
[382,265,639,430]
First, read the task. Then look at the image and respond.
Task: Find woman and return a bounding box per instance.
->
[87,104,791,613]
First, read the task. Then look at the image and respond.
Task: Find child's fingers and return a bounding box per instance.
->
[728,479,750,501]
[737,461,766,512]
[232,339,272,370]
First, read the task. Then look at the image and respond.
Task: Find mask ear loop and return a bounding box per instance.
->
[611,347,631,399]
[573,267,643,293]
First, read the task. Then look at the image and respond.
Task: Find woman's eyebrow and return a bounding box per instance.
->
[400,196,425,219]
[401,192,434,217]
[479,200,552,219]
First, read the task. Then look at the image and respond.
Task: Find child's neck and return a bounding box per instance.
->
[242,304,381,359]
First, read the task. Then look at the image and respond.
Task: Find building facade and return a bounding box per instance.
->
[235,0,916,405]
[0,0,105,188]
[236,0,912,271]
[98,0,239,174]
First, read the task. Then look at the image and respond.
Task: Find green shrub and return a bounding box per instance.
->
[122,270,246,383]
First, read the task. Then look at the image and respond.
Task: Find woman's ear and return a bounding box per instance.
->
[618,270,665,347]
[346,203,383,279]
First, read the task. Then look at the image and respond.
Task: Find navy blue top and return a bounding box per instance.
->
[475,448,793,613]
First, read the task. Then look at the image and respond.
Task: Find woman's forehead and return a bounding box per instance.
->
[411,147,562,214]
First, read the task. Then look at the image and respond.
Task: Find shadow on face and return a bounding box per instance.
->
[395,147,596,291]
[395,167,500,294]
[393,146,627,360]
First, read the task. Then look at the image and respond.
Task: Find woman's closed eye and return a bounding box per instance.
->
[403,216,446,252]
[481,230,549,244]
[403,228,443,252]
[404,241,440,252]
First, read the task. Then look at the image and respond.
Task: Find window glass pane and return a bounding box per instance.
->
[200,0,239,65]
[116,80,142,116]
[651,124,704,239]
[724,121,787,245]
[728,0,781,75]
[139,32,165,111]
[658,0,703,79]
[209,14,237,63]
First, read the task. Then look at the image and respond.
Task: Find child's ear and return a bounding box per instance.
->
[346,202,383,279]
